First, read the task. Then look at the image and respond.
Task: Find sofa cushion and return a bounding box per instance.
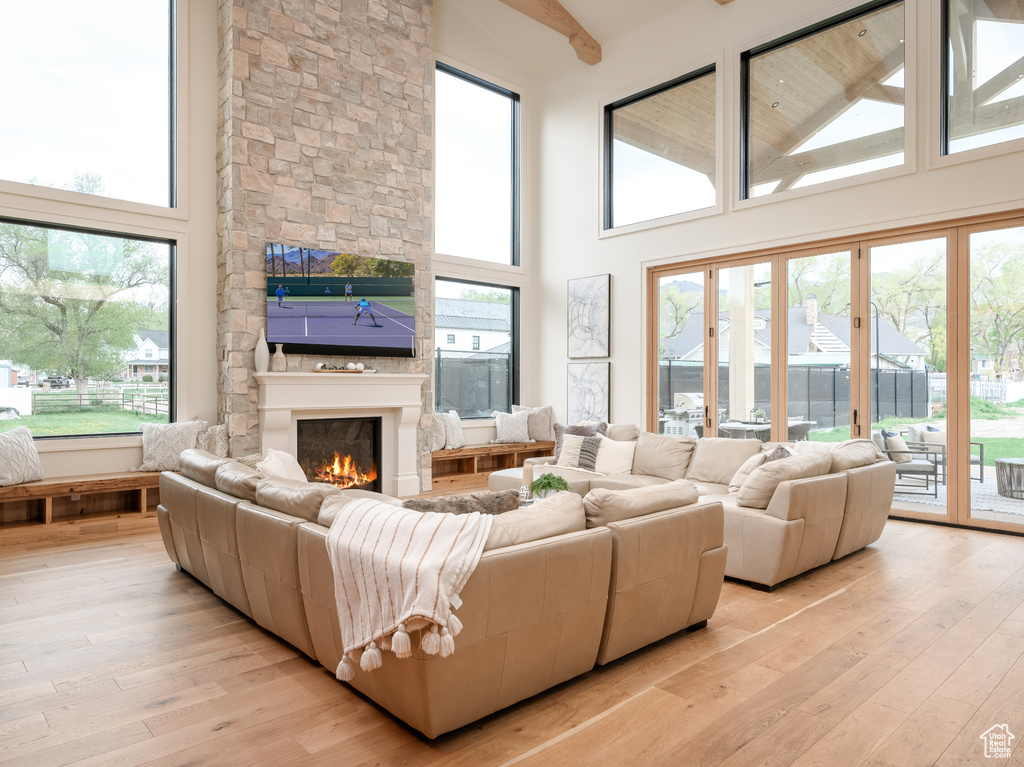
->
[685,438,761,485]
[830,439,887,473]
[594,435,637,475]
[792,440,833,456]
[214,461,262,502]
[583,479,699,528]
[606,423,640,442]
[403,489,520,516]
[729,451,767,494]
[255,477,341,523]
[317,490,403,526]
[918,429,946,446]
[179,449,231,488]
[484,491,585,551]
[512,404,555,441]
[590,474,668,491]
[737,452,832,509]
[632,432,696,480]
[691,481,730,496]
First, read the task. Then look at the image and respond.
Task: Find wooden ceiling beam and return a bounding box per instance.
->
[715,0,736,4]
[496,0,601,65]
[757,126,904,184]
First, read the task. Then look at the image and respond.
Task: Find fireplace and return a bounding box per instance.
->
[297,417,382,492]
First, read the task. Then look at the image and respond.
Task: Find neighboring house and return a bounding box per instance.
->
[435,298,511,354]
[662,298,927,369]
[125,330,170,380]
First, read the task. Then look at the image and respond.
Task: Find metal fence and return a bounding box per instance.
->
[435,349,511,418]
[32,391,170,416]
[659,360,930,429]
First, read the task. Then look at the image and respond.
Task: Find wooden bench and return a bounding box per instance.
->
[0,472,162,524]
[431,441,555,491]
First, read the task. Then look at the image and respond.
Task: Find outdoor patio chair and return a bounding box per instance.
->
[901,428,985,483]
[886,444,944,498]
[787,422,812,442]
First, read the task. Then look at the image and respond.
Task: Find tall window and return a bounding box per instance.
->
[0,2,174,207]
[435,64,520,265]
[605,66,717,229]
[943,0,1024,155]
[742,1,905,198]
[0,221,173,437]
[434,278,518,418]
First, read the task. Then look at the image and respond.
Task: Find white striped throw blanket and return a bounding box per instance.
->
[325,497,494,679]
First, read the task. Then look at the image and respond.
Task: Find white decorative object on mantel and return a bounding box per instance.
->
[255,328,270,373]
[271,343,287,372]
[253,372,428,497]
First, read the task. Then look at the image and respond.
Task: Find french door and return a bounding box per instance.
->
[649,210,1024,533]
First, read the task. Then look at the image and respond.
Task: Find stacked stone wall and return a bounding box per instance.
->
[216,0,434,489]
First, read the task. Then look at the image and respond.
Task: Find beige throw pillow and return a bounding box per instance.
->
[492,410,532,444]
[0,426,44,486]
[484,491,585,551]
[139,420,208,472]
[605,423,640,442]
[884,435,912,464]
[685,437,762,485]
[737,452,832,509]
[583,479,699,528]
[632,432,696,480]
[256,448,308,481]
[512,404,555,441]
[594,435,637,476]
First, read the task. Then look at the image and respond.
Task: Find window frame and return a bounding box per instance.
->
[739,0,909,203]
[434,62,521,267]
[434,276,520,417]
[0,215,177,439]
[602,62,719,233]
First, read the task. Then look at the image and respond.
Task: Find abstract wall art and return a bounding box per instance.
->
[567,362,609,424]
[567,274,610,358]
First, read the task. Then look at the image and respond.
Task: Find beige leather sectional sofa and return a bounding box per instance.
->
[157,450,726,738]
[489,430,897,589]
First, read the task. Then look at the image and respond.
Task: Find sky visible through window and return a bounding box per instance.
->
[0,1,170,206]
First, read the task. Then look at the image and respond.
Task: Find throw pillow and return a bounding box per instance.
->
[632,432,697,480]
[437,411,466,449]
[736,452,832,509]
[553,422,608,455]
[762,444,794,464]
[403,489,520,516]
[594,435,637,476]
[196,423,229,458]
[0,426,44,486]
[583,479,699,528]
[256,448,308,481]
[557,434,601,472]
[926,425,941,432]
[512,404,555,441]
[885,435,912,464]
[492,410,532,444]
[484,491,585,551]
[605,423,640,442]
[429,414,446,451]
[139,420,208,472]
[235,453,263,470]
[729,450,768,493]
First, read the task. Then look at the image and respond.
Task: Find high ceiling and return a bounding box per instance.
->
[439,0,703,75]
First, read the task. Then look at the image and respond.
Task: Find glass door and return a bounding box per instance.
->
[655,270,706,437]
[715,261,773,442]
[785,249,853,446]
[867,236,949,517]
[965,223,1024,528]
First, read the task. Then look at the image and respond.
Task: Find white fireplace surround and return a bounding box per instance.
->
[253,372,427,497]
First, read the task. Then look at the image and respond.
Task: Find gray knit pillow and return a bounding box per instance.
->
[403,489,520,516]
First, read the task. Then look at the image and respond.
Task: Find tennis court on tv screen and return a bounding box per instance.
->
[265,246,416,352]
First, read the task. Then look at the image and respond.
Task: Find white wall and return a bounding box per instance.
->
[525,0,1024,427]
[0,0,219,475]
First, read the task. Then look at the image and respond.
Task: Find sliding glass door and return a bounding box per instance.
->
[656,269,706,437]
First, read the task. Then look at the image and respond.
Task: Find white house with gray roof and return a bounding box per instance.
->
[435,298,511,354]
[124,330,170,381]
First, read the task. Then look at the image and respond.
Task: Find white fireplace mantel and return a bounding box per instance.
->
[253,372,428,497]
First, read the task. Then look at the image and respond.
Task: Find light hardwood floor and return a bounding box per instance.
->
[3,519,1024,766]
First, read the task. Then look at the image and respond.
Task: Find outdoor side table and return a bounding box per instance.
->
[995,458,1024,500]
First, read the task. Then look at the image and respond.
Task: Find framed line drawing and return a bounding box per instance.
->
[567,362,609,424]
[567,274,610,358]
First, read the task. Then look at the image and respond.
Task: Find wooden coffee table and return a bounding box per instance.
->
[995,458,1024,500]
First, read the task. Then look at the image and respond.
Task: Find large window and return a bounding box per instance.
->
[604,66,717,229]
[742,1,905,198]
[943,0,1024,155]
[0,220,173,437]
[0,2,174,207]
[434,278,518,418]
[434,64,519,265]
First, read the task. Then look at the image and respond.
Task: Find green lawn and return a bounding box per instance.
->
[809,426,1024,466]
[0,410,167,437]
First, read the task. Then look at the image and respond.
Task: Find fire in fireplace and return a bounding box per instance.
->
[297,417,381,492]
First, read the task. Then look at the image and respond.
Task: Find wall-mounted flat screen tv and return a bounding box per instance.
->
[266,244,416,358]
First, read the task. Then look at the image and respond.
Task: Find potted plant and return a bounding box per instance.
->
[750,407,767,423]
[530,473,571,499]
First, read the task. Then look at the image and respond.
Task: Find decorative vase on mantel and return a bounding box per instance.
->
[255,328,270,373]
[271,343,287,372]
